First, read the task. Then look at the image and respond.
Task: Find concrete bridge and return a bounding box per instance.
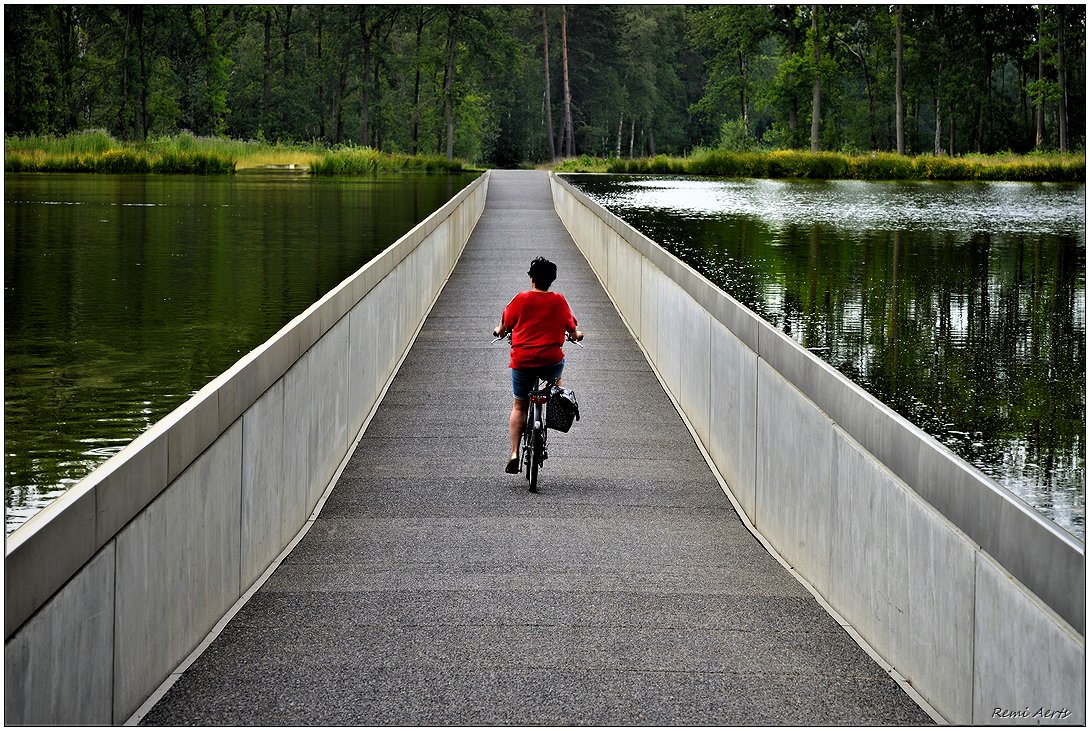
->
[5,170,1084,725]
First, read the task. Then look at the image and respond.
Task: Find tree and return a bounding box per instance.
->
[688,5,773,146]
[4,6,53,135]
[441,6,460,159]
[181,6,240,136]
[559,5,574,157]
[810,5,821,151]
[541,6,556,161]
[1057,4,1068,152]
[1034,5,1049,149]
[895,5,904,154]
[2,5,1084,161]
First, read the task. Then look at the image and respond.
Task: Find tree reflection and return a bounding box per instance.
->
[574,175,1085,537]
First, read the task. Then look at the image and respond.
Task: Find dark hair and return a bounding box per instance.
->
[528,257,557,290]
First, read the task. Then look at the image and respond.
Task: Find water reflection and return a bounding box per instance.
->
[568,174,1086,539]
[4,172,477,532]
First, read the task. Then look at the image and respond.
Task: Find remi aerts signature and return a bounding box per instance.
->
[992,707,1073,721]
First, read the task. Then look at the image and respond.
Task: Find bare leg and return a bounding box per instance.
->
[509,399,528,459]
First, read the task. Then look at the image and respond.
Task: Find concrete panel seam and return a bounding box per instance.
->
[237,418,245,612]
[971,550,979,723]
[110,537,118,724]
[754,351,761,529]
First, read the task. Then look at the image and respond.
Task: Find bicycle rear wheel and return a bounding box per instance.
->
[528,427,542,492]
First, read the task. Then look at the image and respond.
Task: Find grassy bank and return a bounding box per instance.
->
[308,147,463,174]
[553,149,1085,183]
[5,131,469,175]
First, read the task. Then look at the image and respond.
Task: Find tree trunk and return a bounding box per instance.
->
[119,7,132,138]
[976,20,992,153]
[628,117,635,158]
[1020,67,1029,147]
[1057,4,1067,153]
[372,54,382,149]
[616,112,623,158]
[560,5,575,157]
[443,8,460,160]
[280,6,292,78]
[280,6,293,134]
[335,67,346,143]
[647,123,655,157]
[262,11,271,129]
[136,6,146,140]
[1035,5,1044,149]
[542,6,556,161]
[934,10,945,156]
[809,6,821,152]
[895,5,904,154]
[360,8,372,146]
[58,7,79,133]
[412,15,425,154]
[785,9,799,142]
[933,88,942,155]
[316,9,325,142]
[740,51,749,129]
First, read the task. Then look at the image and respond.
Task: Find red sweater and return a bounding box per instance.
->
[502,290,578,369]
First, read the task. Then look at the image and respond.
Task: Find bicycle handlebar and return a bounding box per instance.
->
[490,331,585,347]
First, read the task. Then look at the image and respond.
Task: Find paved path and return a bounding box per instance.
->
[141,170,932,726]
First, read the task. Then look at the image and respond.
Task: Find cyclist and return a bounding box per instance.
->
[493,256,584,474]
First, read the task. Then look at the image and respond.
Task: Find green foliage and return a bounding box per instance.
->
[2,6,1085,164]
[4,131,478,175]
[552,155,611,173]
[597,150,1084,182]
[309,146,465,175]
[717,119,759,152]
[846,153,915,180]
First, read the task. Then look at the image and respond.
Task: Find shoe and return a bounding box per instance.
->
[505,456,519,474]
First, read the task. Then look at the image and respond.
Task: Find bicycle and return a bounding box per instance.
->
[492,332,583,493]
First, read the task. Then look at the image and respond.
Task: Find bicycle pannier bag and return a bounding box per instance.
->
[546,386,580,433]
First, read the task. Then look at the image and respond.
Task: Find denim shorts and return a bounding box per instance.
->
[511,360,564,400]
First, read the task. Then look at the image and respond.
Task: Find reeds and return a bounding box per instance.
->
[5,131,469,175]
[569,149,1084,183]
[309,146,464,175]
[5,131,238,173]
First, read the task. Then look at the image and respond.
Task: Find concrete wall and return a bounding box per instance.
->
[550,173,1085,725]
[4,172,489,725]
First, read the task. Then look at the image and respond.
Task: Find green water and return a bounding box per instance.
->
[567,174,1085,539]
[4,171,477,532]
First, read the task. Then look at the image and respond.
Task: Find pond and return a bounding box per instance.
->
[566,174,1085,540]
[4,171,478,533]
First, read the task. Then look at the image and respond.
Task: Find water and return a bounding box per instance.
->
[4,171,478,533]
[566,174,1085,539]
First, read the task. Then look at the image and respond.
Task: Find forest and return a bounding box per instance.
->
[4,5,1086,167]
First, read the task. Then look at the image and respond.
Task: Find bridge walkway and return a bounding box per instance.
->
[138,170,931,725]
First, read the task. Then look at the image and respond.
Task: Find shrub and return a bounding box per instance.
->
[718,119,759,152]
[847,152,915,180]
[310,146,465,175]
[152,151,235,174]
[914,155,977,180]
[97,148,151,173]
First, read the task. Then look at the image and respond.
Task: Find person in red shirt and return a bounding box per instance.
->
[493,257,584,473]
